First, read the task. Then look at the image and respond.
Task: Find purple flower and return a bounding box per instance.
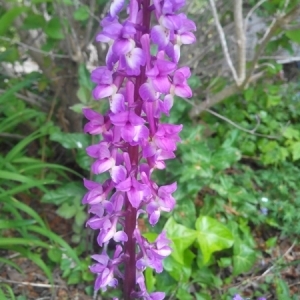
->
[83,0,195,298]
[90,245,124,291]
[233,295,244,300]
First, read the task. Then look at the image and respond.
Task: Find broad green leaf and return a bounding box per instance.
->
[285,29,300,44]
[233,240,256,275]
[76,149,90,170]
[47,248,62,263]
[56,202,77,219]
[163,256,191,282]
[195,216,234,263]
[164,217,197,264]
[291,141,300,161]
[75,210,86,227]
[70,103,86,113]
[73,5,90,21]
[283,127,300,140]
[67,270,81,284]
[45,17,64,39]
[78,64,93,90]
[22,14,46,29]
[0,7,27,35]
[145,268,155,293]
[41,182,85,205]
[50,132,89,149]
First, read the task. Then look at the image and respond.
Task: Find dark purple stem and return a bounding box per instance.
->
[124,0,150,299]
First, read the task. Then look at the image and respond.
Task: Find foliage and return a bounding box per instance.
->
[1,0,300,299]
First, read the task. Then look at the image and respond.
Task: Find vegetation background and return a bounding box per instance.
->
[1,0,300,299]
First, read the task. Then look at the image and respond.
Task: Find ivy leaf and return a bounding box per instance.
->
[195,216,234,263]
[164,217,197,265]
[233,239,257,275]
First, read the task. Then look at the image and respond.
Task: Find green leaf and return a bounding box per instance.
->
[0,74,40,104]
[56,203,77,219]
[164,217,197,264]
[73,5,90,21]
[47,248,62,263]
[50,132,89,149]
[78,64,93,90]
[67,270,81,285]
[163,256,191,282]
[145,268,155,293]
[195,216,234,263]
[45,17,64,39]
[0,219,36,229]
[22,14,46,29]
[233,239,256,275]
[41,182,85,205]
[70,103,86,113]
[291,141,300,161]
[75,210,86,227]
[0,7,28,35]
[285,29,300,44]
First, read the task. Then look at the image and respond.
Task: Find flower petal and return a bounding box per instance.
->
[110,0,125,18]
[93,85,115,100]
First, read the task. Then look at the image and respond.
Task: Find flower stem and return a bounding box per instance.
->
[124,1,151,298]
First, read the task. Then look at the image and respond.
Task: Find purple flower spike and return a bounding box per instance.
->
[83,0,195,298]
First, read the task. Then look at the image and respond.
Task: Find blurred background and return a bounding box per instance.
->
[1,0,300,299]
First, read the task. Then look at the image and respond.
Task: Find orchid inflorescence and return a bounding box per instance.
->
[82,0,195,298]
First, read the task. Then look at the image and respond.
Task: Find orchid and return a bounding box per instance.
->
[83,0,195,298]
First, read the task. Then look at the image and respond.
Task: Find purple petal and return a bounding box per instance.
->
[127,188,143,208]
[111,165,127,184]
[139,82,157,101]
[91,254,109,265]
[174,84,192,98]
[155,59,176,75]
[180,32,196,44]
[93,84,115,100]
[110,0,125,18]
[128,111,145,125]
[124,47,146,76]
[92,158,115,174]
[161,14,181,30]
[113,38,134,56]
[149,210,160,226]
[83,178,100,190]
[149,292,165,300]
[114,231,128,242]
[116,177,132,191]
[110,111,128,126]
[83,108,104,121]
[152,76,171,94]
[110,93,125,113]
[159,182,177,196]
[91,67,113,85]
[151,25,170,48]
[132,125,149,144]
